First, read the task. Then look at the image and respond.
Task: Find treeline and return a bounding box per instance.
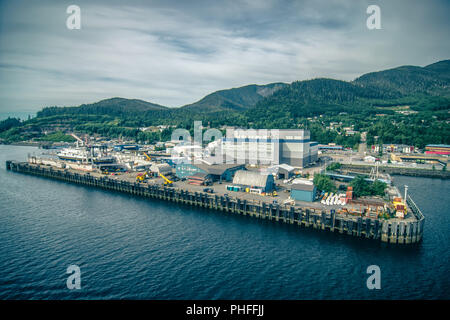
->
[0,117,21,133]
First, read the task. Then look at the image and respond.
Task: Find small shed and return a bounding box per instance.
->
[277,164,295,179]
[266,164,295,179]
[290,184,316,202]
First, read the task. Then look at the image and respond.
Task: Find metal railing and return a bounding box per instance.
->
[406,195,425,221]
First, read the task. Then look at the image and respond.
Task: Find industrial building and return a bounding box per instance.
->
[425,144,450,155]
[187,172,212,186]
[318,144,343,151]
[371,144,415,154]
[266,164,296,179]
[232,170,274,192]
[150,163,173,175]
[390,153,448,165]
[175,163,245,181]
[290,184,316,202]
[222,128,318,167]
[113,144,139,151]
[310,142,318,159]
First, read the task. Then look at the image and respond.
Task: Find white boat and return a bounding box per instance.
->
[57,148,90,162]
[57,147,115,164]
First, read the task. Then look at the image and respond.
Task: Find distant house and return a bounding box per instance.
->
[371,144,414,154]
[371,144,415,153]
[364,156,376,163]
[345,130,358,136]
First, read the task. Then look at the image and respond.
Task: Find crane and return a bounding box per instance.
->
[70,133,84,147]
[143,152,152,161]
[159,173,173,185]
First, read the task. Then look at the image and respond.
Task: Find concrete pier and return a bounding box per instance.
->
[6,161,425,245]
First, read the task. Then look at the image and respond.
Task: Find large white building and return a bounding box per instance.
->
[221,128,318,167]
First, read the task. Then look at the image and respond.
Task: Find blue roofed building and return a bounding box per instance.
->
[175,163,245,181]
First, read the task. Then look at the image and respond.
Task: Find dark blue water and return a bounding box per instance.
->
[0,145,449,299]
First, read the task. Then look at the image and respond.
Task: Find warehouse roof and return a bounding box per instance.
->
[188,172,210,179]
[150,163,172,173]
[194,163,245,176]
[277,164,295,172]
[268,164,295,172]
[426,144,450,148]
[233,170,272,188]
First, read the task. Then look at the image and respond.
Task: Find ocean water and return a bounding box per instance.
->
[0,145,449,299]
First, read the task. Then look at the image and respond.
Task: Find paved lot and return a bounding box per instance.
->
[69,168,416,221]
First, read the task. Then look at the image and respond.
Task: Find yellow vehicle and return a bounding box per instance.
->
[392,197,407,216]
[136,171,150,182]
[159,173,173,185]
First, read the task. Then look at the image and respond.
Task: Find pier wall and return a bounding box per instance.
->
[6,161,424,245]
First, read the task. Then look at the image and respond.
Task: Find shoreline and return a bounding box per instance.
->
[0,141,42,147]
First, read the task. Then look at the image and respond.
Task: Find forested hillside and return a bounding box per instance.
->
[180,83,287,113]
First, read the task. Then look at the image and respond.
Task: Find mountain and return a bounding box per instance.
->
[81,97,168,112]
[180,83,287,113]
[36,84,287,117]
[248,78,386,120]
[423,59,450,80]
[353,60,450,96]
[37,97,168,117]
[247,61,450,122]
[34,59,450,123]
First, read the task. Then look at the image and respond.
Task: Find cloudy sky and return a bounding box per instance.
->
[0,0,449,112]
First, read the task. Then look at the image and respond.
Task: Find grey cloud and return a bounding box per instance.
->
[0,0,449,111]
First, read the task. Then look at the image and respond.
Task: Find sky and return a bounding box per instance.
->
[0,0,449,112]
